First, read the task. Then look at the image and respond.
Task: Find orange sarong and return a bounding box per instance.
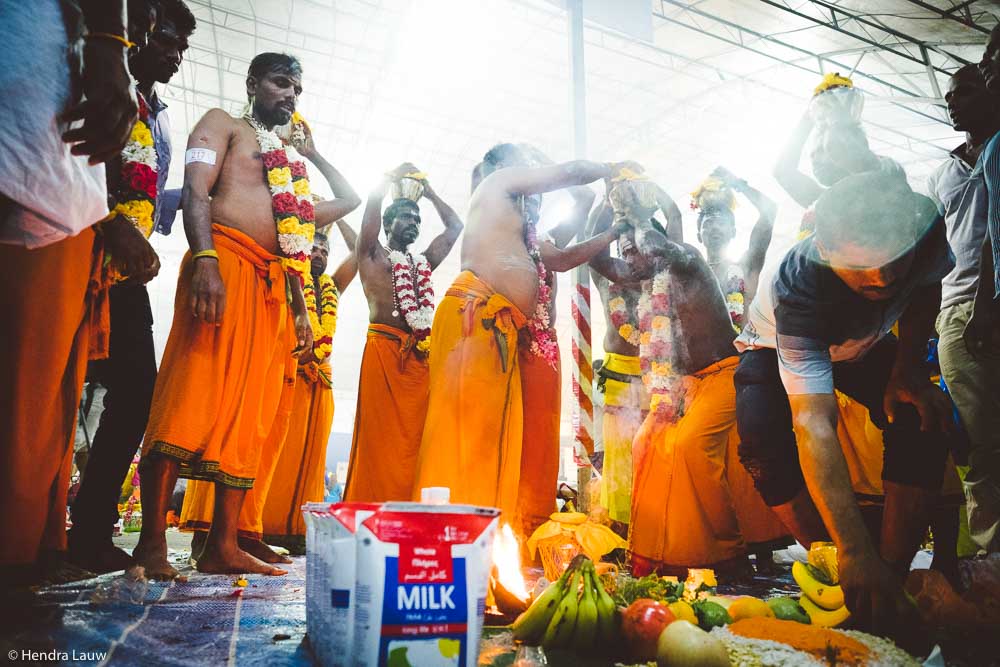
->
[343,323,430,503]
[180,360,297,539]
[517,342,561,539]
[631,357,784,574]
[143,224,292,488]
[598,353,647,525]
[262,361,335,539]
[0,227,101,565]
[412,271,528,518]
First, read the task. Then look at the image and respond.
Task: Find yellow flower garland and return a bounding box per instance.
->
[304,273,338,363]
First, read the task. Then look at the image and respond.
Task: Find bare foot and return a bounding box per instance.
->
[238,536,292,564]
[132,541,182,581]
[196,545,287,576]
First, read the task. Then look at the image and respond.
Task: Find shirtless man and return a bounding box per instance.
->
[343,163,463,503]
[692,166,776,330]
[587,179,682,529]
[596,185,783,573]
[412,143,630,520]
[134,53,336,579]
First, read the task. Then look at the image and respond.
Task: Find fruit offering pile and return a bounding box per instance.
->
[511,555,619,651]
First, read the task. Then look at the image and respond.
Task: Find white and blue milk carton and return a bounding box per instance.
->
[351,502,499,667]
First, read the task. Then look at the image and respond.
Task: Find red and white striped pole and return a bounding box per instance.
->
[567,0,593,510]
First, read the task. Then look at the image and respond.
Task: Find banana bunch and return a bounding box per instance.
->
[792,560,850,627]
[511,556,619,651]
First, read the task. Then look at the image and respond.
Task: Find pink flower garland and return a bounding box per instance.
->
[524,222,560,369]
[388,250,434,353]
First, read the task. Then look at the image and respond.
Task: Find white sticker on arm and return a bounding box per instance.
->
[185,148,217,166]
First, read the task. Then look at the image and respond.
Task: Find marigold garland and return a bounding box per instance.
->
[637,270,683,420]
[304,272,338,362]
[608,284,640,346]
[106,94,158,281]
[388,250,434,353]
[244,112,315,286]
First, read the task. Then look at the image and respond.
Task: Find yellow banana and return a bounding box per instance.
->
[542,569,581,649]
[792,561,845,611]
[572,563,599,650]
[800,595,850,627]
[512,577,567,644]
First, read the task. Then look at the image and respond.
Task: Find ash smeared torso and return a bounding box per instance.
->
[462,189,539,316]
[665,246,739,375]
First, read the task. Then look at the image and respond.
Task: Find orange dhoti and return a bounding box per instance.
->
[0,227,105,565]
[412,271,527,518]
[343,324,430,503]
[262,361,335,539]
[598,353,647,525]
[517,341,561,539]
[143,224,292,493]
[630,357,783,574]
[180,361,297,539]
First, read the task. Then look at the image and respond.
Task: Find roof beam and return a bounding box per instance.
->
[759,0,970,72]
[901,0,991,34]
[654,0,947,125]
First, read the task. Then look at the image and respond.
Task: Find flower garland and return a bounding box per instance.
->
[524,221,560,369]
[304,272,338,362]
[244,112,315,286]
[105,94,158,281]
[608,283,640,346]
[723,264,747,333]
[387,250,434,353]
[637,270,682,421]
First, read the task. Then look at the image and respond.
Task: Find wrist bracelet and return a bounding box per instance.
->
[86,32,136,49]
[193,249,219,261]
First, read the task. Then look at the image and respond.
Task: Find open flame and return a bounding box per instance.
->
[491,523,530,603]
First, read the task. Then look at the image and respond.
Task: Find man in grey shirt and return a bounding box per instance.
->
[927,63,1000,554]
[734,170,953,635]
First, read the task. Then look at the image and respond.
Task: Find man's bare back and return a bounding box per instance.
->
[463,185,538,316]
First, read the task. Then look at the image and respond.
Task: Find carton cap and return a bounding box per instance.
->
[419,487,451,504]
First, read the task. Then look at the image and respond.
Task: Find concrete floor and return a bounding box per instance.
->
[112,527,192,553]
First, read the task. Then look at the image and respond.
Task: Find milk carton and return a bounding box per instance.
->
[352,502,499,667]
[304,501,380,667]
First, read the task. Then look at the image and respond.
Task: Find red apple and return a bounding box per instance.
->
[622,599,677,660]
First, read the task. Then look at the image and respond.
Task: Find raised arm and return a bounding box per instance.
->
[654,185,684,244]
[540,222,621,273]
[294,121,361,224]
[549,186,597,248]
[357,163,415,261]
[181,108,233,324]
[420,180,463,270]
[773,113,824,209]
[331,218,359,293]
[357,178,389,261]
[713,168,777,300]
[487,160,616,197]
[586,199,633,284]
